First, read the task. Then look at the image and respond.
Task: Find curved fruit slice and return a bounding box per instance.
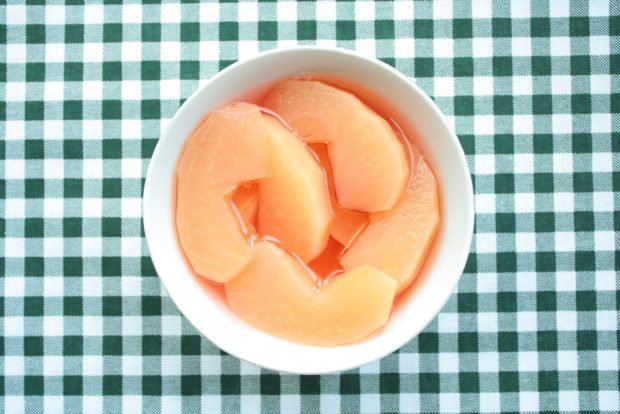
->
[177,102,333,280]
[176,183,252,283]
[177,102,272,188]
[225,241,397,346]
[176,103,272,282]
[263,79,409,212]
[257,115,332,262]
[340,148,439,292]
[309,144,368,246]
[232,184,259,230]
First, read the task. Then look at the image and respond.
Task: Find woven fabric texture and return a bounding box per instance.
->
[1,1,618,413]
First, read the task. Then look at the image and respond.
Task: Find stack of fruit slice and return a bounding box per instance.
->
[176,80,440,346]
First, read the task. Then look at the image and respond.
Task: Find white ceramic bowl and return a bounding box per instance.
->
[143,47,474,374]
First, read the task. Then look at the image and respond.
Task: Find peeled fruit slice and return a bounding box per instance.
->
[225,241,397,346]
[263,80,409,212]
[177,102,332,280]
[340,148,439,292]
[177,102,272,188]
[232,184,259,231]
[258,115,332,262]
[309,144,368,246]
[176,103,272,283]
[176,183,252,283]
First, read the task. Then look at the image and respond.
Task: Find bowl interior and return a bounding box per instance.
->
[143,47,474,374]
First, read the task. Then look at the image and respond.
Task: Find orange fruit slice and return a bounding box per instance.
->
[263,79,409,212]
[225,241,397,346]
[257,115,332,262]
[177,103,332,280]
[340,148,440,292]
[176,103,273,282]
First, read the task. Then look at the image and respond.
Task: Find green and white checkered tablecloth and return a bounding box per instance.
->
[1,1,618,412]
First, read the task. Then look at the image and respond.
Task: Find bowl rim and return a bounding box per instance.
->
[143,45,474,374]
